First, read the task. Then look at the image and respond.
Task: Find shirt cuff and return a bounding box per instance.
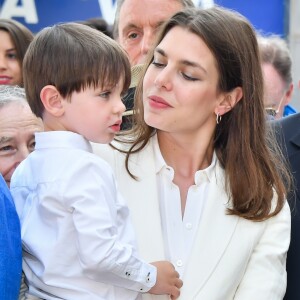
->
[123,263,157,292]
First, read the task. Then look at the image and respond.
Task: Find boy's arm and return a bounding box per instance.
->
[64,160,157,292]
[68,159,182,297]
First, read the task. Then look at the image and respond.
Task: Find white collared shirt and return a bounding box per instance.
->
[152,134,217,278]
[10,131,156,300]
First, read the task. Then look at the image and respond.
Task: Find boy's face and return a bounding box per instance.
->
[61,79,126,144]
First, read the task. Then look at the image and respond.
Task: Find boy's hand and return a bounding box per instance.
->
[148,261,183,299]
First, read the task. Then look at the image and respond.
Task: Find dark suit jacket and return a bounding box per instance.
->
[275,113,300,300]
[121,87,135,131]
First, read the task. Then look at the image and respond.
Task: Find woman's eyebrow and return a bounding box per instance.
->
[155,47,207,74]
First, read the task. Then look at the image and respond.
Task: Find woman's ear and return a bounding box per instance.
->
[40,85,65,117]
[215,86,243,116]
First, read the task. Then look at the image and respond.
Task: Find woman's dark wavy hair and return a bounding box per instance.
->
[116,6,290,221]
[0,19,34,86]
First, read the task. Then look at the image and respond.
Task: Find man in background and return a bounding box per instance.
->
[274,80,300,300]
[258,35,295,119]
[113,0,195,129]
[113,0,194,66]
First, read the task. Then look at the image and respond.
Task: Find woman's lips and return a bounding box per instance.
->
[148,95,172,109]
[0,76,12,85]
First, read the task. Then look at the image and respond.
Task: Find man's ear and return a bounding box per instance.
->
[215,86,243,116]
[284,83,294,106]
[40,85,65,117]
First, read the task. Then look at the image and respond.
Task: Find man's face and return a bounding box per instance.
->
[0,102,43,187]
[117,0,183,66]
[262,63,293,119]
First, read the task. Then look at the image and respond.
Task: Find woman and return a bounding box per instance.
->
[93,6,291,299]
[0,19,34,86]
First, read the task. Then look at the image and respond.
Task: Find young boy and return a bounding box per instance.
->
[10,23,182,300]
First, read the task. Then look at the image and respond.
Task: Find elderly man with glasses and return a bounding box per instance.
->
[258,34,295,120]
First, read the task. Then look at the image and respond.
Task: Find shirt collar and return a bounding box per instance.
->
[35,131,92,153]
[152,133,217,184]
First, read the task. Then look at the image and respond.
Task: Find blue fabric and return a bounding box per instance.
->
[284,105,297,117]
[0,174,22,300]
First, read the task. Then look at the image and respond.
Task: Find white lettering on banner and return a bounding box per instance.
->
[98,0,116,25]
[194,0,215,8]
[0,0,38,23]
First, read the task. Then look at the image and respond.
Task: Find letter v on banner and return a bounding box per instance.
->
[195,0,215,8]
[0,0,38,23]
[97,0,116,25]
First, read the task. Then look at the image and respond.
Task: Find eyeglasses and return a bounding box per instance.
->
[265,107,279,117]
[264,92,286,118]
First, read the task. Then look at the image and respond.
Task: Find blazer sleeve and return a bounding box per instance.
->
[234,201,291,300]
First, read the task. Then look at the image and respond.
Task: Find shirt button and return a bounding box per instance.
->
[176,259,183,267]
[185,222,192,230]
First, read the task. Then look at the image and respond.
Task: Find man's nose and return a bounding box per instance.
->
[140,30,155,56]
[15,146,31,165]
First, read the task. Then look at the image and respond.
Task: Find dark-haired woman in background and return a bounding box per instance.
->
[0,19,34,86]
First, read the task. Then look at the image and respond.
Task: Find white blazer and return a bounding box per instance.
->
[93,138,290,300]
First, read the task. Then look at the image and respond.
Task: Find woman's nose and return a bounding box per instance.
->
[0,55,8,70]
[154,68,172,90]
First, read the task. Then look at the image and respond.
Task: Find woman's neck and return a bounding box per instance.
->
[157,130,215,216]
[157,130,215,176]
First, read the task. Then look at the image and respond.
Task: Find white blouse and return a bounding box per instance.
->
[153,135,217,278]
[10,131,156,300]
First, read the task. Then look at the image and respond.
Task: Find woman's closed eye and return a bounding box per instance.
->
[181,72,198,81]
[152,60,166,68]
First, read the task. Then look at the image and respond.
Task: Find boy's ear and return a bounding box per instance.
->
[40,85,65,117]
[215,86,243,116]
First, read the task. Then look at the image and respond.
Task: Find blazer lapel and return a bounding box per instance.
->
[182,164,239,297]
[92,141,168,300]
[113,140,166,263]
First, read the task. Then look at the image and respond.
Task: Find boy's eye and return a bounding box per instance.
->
[99,91,111,98]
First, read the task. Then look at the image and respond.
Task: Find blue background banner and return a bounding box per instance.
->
[0,0,286,36]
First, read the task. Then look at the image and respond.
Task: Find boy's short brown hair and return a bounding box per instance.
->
[23,23,131,118]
